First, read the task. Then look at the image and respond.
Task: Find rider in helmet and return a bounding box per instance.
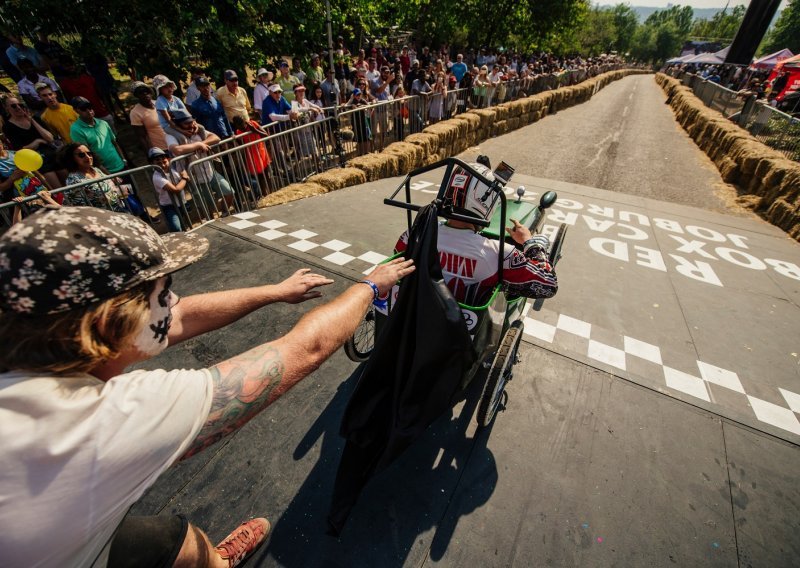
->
[395,157,557,305]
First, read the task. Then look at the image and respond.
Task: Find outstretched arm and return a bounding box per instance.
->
[181,258,415,459]
[168,269,334,345]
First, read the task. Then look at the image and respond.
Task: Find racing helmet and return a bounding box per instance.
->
[443,162,499,221]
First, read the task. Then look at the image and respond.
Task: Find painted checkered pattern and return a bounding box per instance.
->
[520,302,800,439]
[220,211,800,441]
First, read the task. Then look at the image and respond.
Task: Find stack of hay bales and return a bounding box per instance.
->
[383,142,426,173]
[257,182,328,207]
[306,167,367,191]
[656,72,800,241]
[348,152,400,181]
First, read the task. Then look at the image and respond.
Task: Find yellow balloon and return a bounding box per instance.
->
[14,149,44,172]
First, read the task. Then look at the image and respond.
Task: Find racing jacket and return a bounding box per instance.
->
[395,222,558,305]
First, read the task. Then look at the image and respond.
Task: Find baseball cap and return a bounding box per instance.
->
[224,69,238,81]
[268,84,283,93]
[279,60,289,68]
[0,207,209,315]
[195,76,210,87]
[353,88,362,96]
[147,147,168,159]
[71,96,92,110]
[171,109,195,124]
[293,84,306,91]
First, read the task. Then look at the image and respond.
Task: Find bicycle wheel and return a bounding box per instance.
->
[549,223,568,266]
[476,320,524,428]
[343,306,376,362]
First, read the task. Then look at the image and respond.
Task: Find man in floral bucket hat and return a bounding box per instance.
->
[0,207,414,567]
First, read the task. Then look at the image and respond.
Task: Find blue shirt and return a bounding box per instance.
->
[452,62,468,83]
[191,96,232,138]
[155,95,187,129]
[5,45,42,68]
[261,95,292,128]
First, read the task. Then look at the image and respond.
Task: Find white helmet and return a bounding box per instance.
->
[443,163,499,221]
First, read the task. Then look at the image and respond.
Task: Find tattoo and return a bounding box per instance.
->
[150,317,170,344]
[182,345,285,459]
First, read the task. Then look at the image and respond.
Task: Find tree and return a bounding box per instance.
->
[690,5,746,42]
[761,0,800,54]
[612,4,639,54]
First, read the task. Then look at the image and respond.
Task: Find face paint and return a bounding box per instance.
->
[133,276,178,356]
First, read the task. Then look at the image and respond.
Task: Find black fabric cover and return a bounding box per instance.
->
[724,0,782,66]
[328,203,477,535]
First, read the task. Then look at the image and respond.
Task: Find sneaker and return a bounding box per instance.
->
[215,517,270,567]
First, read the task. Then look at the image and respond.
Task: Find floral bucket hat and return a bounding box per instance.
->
[0,207,209,315]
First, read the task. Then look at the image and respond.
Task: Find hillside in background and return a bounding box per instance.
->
[598,5,782,23]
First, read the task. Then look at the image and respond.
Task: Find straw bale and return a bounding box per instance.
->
[306,167,367,191]
[452,112,481,131]
[423,121,462,147]
[383,142,425,173]
[404,132,440,155]
[348,152,400,181]
[492,120,508,137]
[424,153,442,166]
[493,105,510,121]
[257,182,328,207]
[718,157,739,183]
[507,117,520,131]
[466,109,496,129]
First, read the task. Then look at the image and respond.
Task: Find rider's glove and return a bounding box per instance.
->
[523,235,550,256]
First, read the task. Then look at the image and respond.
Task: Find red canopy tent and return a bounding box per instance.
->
[767,54,800,101]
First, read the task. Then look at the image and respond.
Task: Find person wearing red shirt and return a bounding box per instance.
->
[58,56,114,129]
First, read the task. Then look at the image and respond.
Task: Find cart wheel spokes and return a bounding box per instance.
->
[476,320,524,428]
[343,306,376,362]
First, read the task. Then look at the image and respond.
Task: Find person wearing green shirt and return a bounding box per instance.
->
[69,96,125,174]
[276,61,301,102]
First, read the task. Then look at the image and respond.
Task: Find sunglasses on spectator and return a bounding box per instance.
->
[9,103,26,110]
[74,151,93,158]
[228,78,239,82]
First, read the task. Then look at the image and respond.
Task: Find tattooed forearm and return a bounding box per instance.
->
[182,345,286,459]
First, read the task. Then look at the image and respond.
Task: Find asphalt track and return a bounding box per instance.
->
[130,75,800,566]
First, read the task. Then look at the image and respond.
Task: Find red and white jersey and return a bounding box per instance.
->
[395,222,557,305]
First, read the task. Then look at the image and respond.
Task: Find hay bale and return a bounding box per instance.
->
[404,132,440,155]
[507,117,520,131]
[348,152,400,181]
[493,105,510,121]
[492,120,508,137]
[452,112,481,131]
[257,182,328,207]
[718,157,739,183]
[466,109,496,129]
[383,142,425,173]
[306,167,367,191]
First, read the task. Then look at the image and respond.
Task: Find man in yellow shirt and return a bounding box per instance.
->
[37,83,78,143]
[215,69,252,123]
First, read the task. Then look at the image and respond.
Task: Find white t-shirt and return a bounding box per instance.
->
[0,368,214,567]
[153,166,186,206]
[166,132,215,183]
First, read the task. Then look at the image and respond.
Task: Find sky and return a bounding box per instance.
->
[609,0,789,8]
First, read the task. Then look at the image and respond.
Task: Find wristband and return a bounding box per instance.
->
[360,280,387,309]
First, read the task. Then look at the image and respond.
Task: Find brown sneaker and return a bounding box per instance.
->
[214,517,270,567]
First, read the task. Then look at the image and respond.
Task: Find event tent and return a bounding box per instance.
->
[767,54,800,102]
[750,49,794,70]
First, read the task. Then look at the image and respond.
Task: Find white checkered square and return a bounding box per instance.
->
[663,367,710,402]
[523,316,556,343]
[588,340,626,370]
[255,229,286,241]
[779,388,800,414]
[323,251,356,265]
[233,212,260,220]
[227,219,257,230]
[259,220,287,229]
[288,240,318,252]
[556,314,591,338]
[359,251,387,264]
[623,336,662,365]
[748,396,800,435]
[288,229,317,239]
[321,239,351,251]
[697,361,745,394]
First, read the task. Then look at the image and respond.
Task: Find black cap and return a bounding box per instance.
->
[71,96,92,110]
[195,76,211,87]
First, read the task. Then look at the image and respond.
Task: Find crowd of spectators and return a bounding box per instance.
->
[0,30,626,228]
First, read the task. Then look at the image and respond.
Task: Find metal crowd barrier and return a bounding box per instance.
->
[741,105,800,161]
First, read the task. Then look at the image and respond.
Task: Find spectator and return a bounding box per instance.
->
[231,115,271,194]
[392,85,409,139]
[153,74,187,131]
[276,61,301,103]
[16,58,60,112]
[148,146,189,232]
[129,82,168,152]
[190,76,233,139]
[33,29,67,76]
[320,68,339,106]
[399,46,411,75]
[429,72,447,123]
[410,70,432,96]
[370,66,394,102]
[451,54,468,84]
[60,142,128,211]
[2,96,64,189]
[166,109,234,213]
[0,36,22,83]
[473,66,490,108]
[307,53,324,85]
[0,203,412,568]
[420,46,432,69]
[346,88,372,154]
[291,85,322,157]
[69,97,126,175]
[59,56,115,129]
[216,69,252,123]
[86,52,127,122]
[309,85,327,118]
[405,59,421,92]
[183,67,208,106]
[253,68,273,116]
[37,83,78,143]
[353,49,369,72]
[4,33,43,71]
[366,58,380,84]
[291,57,306,84]
[261,84,298,130]
[0,138,57,211]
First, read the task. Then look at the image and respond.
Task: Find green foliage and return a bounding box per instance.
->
[690,5,746,41]
[762,0,800,54]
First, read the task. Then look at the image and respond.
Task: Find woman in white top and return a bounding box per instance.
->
[252,68,273,115]
[290,85,323,157]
